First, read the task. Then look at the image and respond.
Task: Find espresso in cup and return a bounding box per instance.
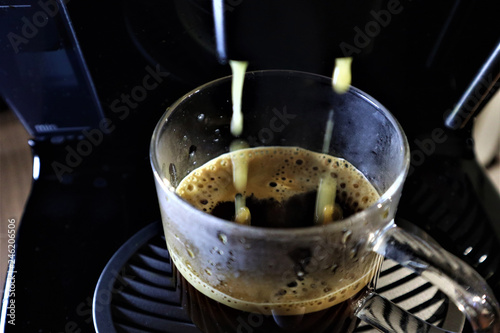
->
[173,146,382,332]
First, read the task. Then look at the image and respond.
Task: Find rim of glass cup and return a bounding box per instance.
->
[150,70,410,236]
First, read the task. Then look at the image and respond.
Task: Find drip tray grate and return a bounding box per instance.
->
[93,222,464,332]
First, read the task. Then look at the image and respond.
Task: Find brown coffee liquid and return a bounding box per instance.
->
[177,265,366,333]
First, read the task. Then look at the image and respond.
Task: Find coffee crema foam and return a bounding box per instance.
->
[173,146,381,315]
[176,146,379,215]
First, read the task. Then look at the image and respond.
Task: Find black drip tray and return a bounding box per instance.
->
[93,222,464,333]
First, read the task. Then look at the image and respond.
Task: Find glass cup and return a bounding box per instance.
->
[150,70,500,332]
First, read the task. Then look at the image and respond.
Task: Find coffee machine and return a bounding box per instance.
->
[1,0,499,332]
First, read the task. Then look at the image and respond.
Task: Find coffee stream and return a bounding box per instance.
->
[314,110,341,225]
[228,60,251,225]
[227,58,353,226]
[229,139,251,225]
[229,60,248,137]
[332,57,352,94]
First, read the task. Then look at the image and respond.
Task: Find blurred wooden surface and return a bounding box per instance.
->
[0,110,32,294]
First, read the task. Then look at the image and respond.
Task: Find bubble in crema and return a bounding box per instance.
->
[175,146,379,219]
[188,145,197,157]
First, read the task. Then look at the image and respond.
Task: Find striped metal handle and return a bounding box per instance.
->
[357,224,500,333]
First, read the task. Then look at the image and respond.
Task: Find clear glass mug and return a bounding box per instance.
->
[150,70,500,332]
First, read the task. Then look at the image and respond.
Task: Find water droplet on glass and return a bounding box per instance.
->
[342,230,352,245]
[197,114,205,121]
[218,233,228,244]
[169,163,178,186]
